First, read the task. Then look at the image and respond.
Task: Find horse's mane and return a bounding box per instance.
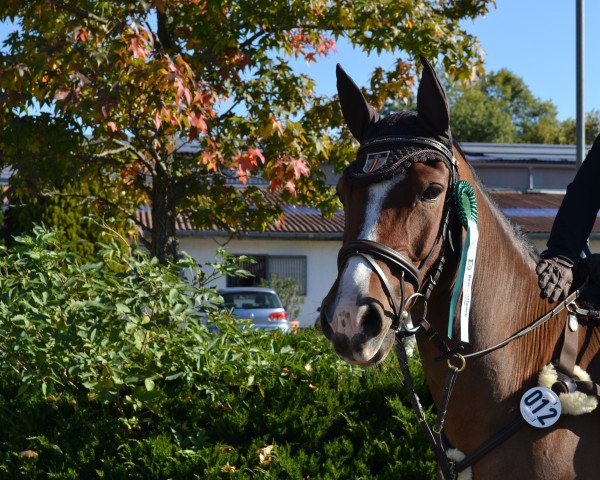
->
[453,142,540,264]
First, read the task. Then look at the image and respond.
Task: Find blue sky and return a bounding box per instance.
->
[291,0,600,122]
[1,0,598,121]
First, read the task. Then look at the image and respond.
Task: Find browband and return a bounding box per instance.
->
[358,135,455,166]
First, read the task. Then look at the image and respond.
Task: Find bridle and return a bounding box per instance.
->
[337,135,459,333]
[335,135,465,477]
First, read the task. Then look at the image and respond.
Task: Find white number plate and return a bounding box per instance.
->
[520,387,561,428]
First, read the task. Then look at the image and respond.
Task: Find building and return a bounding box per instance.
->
[142,143,600,327]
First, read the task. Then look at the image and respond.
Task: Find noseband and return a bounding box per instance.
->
[336,135,458,331]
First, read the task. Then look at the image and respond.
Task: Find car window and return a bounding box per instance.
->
[222,292,283,309]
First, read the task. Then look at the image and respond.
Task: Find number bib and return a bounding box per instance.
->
[520,387,561,428]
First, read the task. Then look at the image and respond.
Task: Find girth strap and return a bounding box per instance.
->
[557,313,579,376]
[554,304,600,397]
[453,417,527,473]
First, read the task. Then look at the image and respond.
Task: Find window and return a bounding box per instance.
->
[226,255,307,295]
[221,291,283,309]
[227,255,267,288]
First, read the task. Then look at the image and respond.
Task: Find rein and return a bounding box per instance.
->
[335,137,594,478]
[394,289,581,479]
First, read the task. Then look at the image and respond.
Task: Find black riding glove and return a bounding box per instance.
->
[536,254,574,302]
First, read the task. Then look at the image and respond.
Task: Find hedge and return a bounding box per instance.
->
[0,228,436,479]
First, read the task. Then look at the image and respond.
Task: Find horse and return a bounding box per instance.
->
[320,57,600,479]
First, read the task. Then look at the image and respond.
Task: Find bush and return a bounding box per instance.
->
[0,228,436,479]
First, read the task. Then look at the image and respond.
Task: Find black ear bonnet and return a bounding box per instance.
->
[337,57,455,187]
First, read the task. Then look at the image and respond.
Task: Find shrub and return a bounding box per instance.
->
[0,228,436,479]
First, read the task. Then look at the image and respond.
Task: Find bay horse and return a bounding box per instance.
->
[320,57,600,479]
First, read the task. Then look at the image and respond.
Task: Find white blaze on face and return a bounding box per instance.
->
[331,175,405,335]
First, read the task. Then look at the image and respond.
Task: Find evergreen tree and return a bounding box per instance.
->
[4,164,135,260]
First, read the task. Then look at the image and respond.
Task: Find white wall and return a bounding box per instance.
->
[180,234,600,329]
[179,236,341,328]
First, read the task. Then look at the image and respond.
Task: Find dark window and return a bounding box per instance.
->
[226,255,307,295]
[268,256,307,295]
[226,255,266,287]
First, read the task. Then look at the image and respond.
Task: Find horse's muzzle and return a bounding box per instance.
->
[319,299,394,364]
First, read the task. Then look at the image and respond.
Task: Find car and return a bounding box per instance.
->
[217,287,290,333]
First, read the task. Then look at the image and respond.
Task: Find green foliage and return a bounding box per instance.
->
[4,189,134,262]
[0,229,437,478]
[450,87,516,143]
[447,69,600,144]
[0,0,493,260]
[260,274,305,321]
[558,110,600,145]
[449,69,561,143]
[0,114,137,260]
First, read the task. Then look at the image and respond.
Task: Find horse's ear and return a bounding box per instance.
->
[417,56,451,142]
[336,64,379,142]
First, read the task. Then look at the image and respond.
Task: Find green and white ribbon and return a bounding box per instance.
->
[448,180,479,343]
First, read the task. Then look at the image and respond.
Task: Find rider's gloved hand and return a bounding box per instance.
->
[536,254,574,302]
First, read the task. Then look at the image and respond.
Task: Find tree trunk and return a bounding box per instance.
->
[150,167,179,263]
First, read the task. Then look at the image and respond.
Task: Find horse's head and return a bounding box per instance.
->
[321,57,458,365]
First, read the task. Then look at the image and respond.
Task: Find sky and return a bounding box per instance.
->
[290,0,600,121]
[1,0,598,121]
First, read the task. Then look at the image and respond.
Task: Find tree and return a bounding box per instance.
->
[559,110,600,145]
[449,88,515,143]
[443,69,600,145]
[0,1,494,262]
[0,113,136,257]
[3,172,135,260]
[449,69,563,144]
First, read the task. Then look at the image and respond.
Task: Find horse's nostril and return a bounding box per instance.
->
[362,303,384,338]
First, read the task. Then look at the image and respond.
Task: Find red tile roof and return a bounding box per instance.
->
[137,190,600,237]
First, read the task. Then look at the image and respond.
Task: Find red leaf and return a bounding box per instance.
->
[153,111,162,130]
[290,157,309,179]
[78,27,90,42]
[284,180,297,196]
[237,165,248,184]
[248,148,265,164]
[129,35,148,60]
[237,153,257,172]
[188,111,207,133]
[237,148,265,174]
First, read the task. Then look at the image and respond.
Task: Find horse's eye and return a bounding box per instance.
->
[421,185,443,202]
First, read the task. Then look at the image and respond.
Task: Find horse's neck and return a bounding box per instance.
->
[463,189,545,362]
[416,183,565,448]
[424,184,547,359]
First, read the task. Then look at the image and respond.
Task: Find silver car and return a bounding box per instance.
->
[218,287,290,333]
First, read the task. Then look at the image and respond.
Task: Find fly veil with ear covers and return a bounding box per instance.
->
[336,56,459,326]
[338,56,455,187]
